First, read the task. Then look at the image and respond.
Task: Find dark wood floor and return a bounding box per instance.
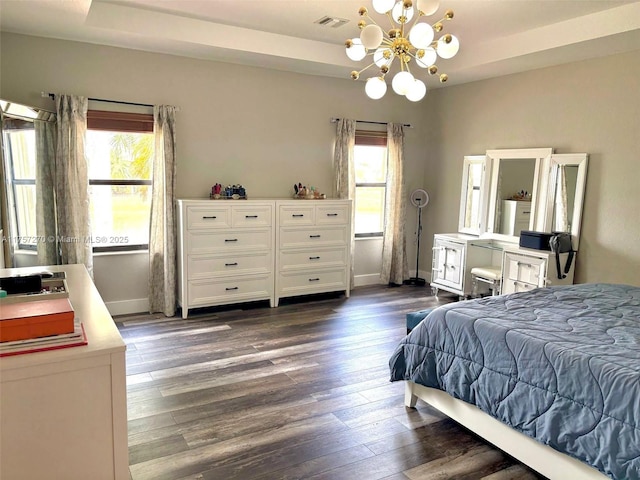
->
[116,285,544,480]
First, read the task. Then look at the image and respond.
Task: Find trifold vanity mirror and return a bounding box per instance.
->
[434,147,588,299]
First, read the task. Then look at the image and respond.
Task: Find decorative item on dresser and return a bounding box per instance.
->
[275,200,352,306]
[176,199,275,318]
[176,199,352,316]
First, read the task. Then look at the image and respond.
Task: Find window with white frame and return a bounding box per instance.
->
[85,110,153,251]
[354,130,387,237]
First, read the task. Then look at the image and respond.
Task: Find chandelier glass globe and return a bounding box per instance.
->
[392,1,414,24]
[408,23,435,49]
[346,38,367,61]
[392,71,415,95]
[360,24,384,49]
[365,77,388,99]
[417,0,440,16]
[436,34,460,59]
[372,0,395,14]
[406,79,427,102]
[415,47,437,68]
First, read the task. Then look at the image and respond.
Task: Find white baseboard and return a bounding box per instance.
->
[354,273,382,287]
[105,298,149,316]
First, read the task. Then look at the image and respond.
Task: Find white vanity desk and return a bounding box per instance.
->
[0,264,128,480]
[431,149,588,298]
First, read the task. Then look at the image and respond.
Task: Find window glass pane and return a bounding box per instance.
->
[355,187,385,234]
[86,131,153,181]
[6,129,36,179]
[89,185,151,247]
[354,145,386,183]
[14,184,37,242]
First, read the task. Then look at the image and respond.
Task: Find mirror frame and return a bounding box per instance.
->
[458,155,489,235]
[484,148,553,242]
[541,153,588,251]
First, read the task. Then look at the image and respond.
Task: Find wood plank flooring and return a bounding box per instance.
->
[115,285,545,480]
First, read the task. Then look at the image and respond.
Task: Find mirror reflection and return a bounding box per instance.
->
[1,99,58,268]
[492,158,536,236]
[458,155,486,235]
[551,165,578,232]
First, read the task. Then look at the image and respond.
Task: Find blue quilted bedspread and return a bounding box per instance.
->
[389,283,640,480]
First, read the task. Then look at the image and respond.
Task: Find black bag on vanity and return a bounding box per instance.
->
[549,232,574,280]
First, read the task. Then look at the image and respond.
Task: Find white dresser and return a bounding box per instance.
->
[275,200,351,306]
[501,200,532,236]
[0,264,128,480]
[177,199,275,318]
[176,199,352,316]
[501,246,574,294]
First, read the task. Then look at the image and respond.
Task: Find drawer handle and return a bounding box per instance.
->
[326,213,338,217]
[225,262,238,267]
[225,239,238,242]
[522,211,531,214]
[202,216,217,219]
[245,215,258,218]
[225,287,239,291]
[309,278,320,282]
[309,235,321,238]
[309,256,320,260]
[517,261,532,268]
[292,214,304,217]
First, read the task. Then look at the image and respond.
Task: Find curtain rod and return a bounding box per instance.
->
[330,117,412,128]
[41,92,154,108]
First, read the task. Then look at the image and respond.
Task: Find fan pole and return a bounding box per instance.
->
[407,200,426,286]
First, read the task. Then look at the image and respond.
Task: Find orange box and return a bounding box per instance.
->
[0,298,75,342]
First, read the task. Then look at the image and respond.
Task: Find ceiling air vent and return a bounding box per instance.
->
[314,16,349,28]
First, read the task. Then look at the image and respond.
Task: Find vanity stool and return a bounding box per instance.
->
[471,266,502,297]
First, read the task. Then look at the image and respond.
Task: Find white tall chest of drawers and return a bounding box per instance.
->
[275,200,351,306]
[177,199,351,316]
[177,199,275,318]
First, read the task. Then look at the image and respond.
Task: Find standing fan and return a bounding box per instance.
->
[407,189,430,286]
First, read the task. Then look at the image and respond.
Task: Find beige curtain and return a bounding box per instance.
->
[0,110,13,267]
[333,118,356,287]
[55,95,92,276]
[149,105,177,317]
[381,123,408,285]
[35,111,59,265]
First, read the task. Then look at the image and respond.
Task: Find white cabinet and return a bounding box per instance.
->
[501,246,574,295]
[501,200,532,236]
[177,200,275,318]
[0,264,128,480]
[431,234,495,298]
[275,200,351,306]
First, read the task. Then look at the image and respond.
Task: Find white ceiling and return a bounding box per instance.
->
[1,0,640,88]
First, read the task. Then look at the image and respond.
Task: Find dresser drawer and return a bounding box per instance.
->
[188,229,271,254]
[316,205,349,225]
[188,252,272,279]
[231,205,272,228]
[186,205,231,230]
[277,269,347,296]
[278,205,316,226]
[279,226,347,249]
[279,247,347,271]
[504,253,545,286]
[188,274,271,306]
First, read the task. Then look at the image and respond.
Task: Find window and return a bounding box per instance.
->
[3,117,37,250]
[86,110,153,251]
[354,130,387,237]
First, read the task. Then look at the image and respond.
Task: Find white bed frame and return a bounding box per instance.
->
[405,382,609,480]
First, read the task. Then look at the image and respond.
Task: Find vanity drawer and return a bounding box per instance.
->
[188,274,271,306]
[188,229,271,254]
[279,226,348,249]
[231,205,272,228]
[188,252,272,279]
[279,205,315,226]
[279,247,347,271]
[316,205,349,225]
[186,206,231,230]
[504,253,545,286]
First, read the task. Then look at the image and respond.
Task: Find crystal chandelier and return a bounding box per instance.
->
[345,0,459,102]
